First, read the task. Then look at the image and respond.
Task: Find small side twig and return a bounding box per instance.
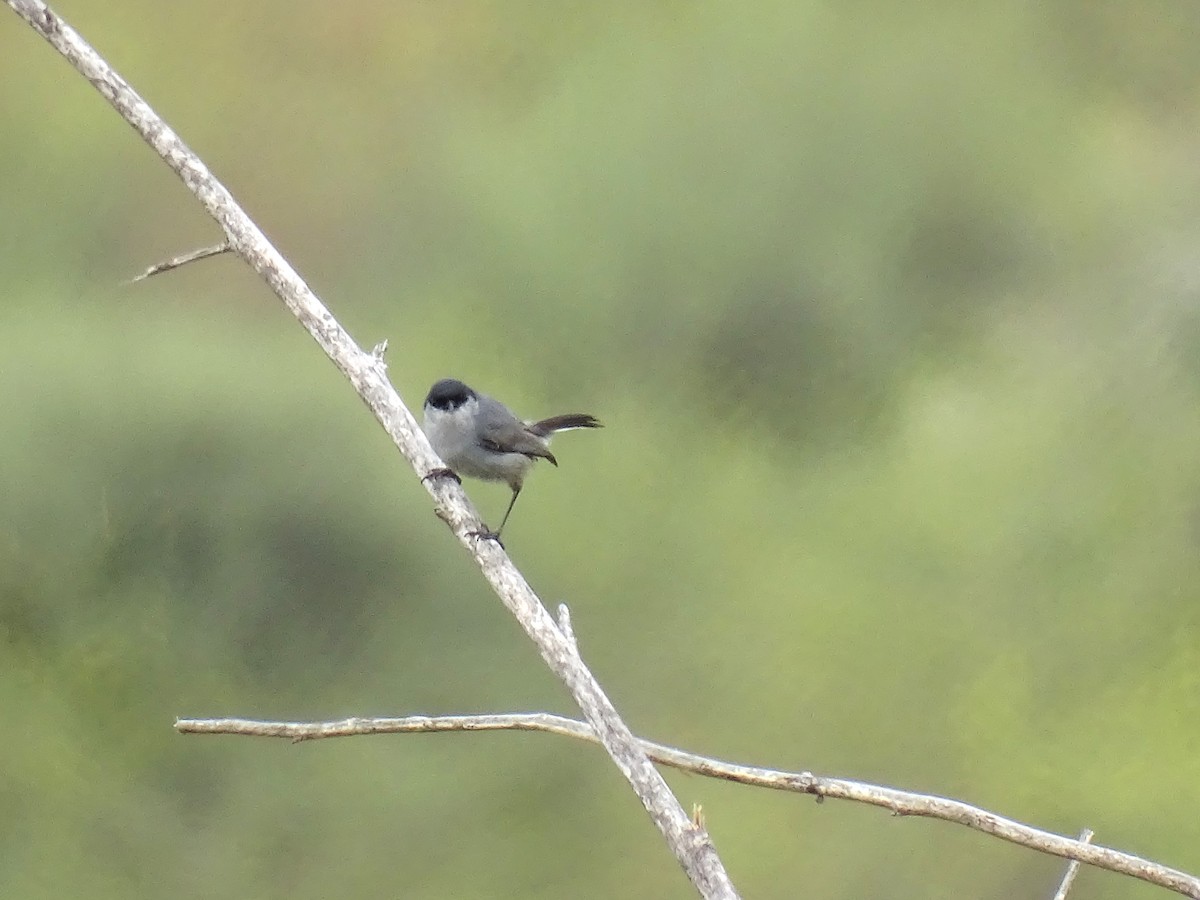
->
[174,712,1200,900]
[1051,829,1094,900]
[556,603,577,654]
[129,241,231,282]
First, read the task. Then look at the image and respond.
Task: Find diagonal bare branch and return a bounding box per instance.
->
[6,2,738,897]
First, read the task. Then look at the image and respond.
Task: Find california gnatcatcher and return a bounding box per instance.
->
[422,378,601,539]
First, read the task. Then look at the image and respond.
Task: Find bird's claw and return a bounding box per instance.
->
[422,467,461,485]
[468,528,505,549]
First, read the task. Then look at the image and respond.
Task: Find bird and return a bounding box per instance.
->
[422,378,601,539]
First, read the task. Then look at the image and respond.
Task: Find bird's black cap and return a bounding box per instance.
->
[425,378,476,411]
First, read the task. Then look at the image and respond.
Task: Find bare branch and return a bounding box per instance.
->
[129,241,231,282]
[7,2,737,896]
[175,713,1200,899]
[1051,829,1094,900]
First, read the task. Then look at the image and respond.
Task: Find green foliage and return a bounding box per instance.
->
[4,2,1200,897]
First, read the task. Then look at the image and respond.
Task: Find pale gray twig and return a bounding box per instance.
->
[129,241,231,281]
[175,713,1200,899]
[1052,829,1094,900]
[556,603,577,654]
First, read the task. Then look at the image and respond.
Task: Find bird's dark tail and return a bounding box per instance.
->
[528,413,603,436]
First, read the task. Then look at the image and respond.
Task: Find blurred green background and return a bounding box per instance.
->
[4,2,1200,897]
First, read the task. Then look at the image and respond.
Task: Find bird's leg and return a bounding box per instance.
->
[495,486,521,538]
[469,486,520,546]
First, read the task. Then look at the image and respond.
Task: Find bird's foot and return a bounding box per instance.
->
[422,467,461,485]
[468,528,505,549]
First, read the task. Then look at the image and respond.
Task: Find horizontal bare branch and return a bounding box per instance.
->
[176,713,1200,899]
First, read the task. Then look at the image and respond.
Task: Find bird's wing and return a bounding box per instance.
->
[478,417,557,465]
